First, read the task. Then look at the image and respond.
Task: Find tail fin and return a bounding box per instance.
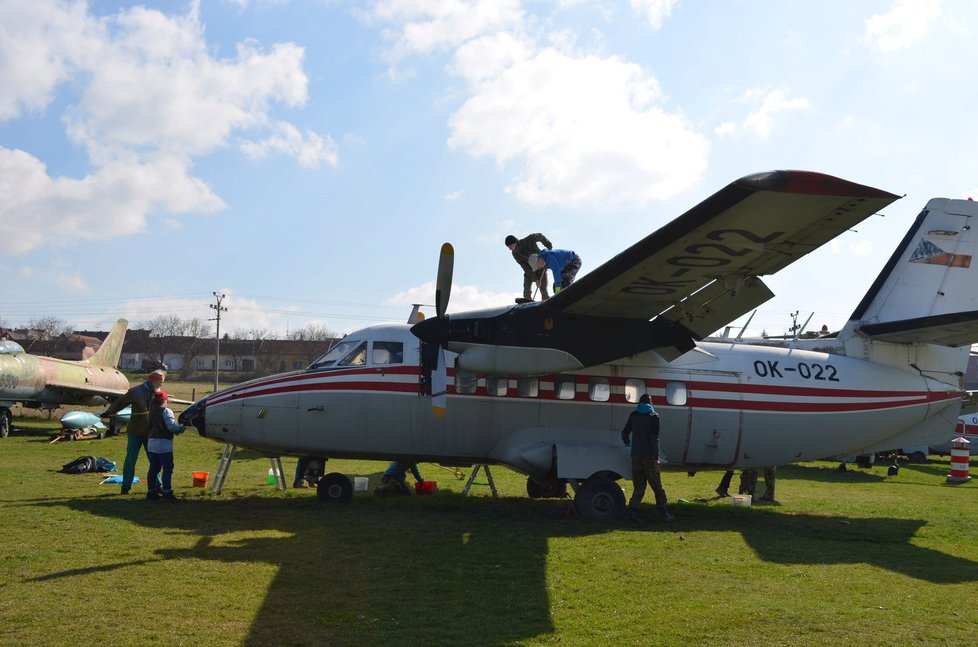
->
[841,198,978,345]
[88,319,127,367]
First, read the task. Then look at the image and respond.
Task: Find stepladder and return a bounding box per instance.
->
[210,443,287,494]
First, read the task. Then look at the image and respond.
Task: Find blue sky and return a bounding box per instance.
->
[1,0,976,340]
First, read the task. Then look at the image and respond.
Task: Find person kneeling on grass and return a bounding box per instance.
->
[146,390,186,502]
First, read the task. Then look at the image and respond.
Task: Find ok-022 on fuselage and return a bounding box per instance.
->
[181,171,978,519]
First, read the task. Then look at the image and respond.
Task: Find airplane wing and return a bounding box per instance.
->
[46,381,129,400]
[548,171,900,344]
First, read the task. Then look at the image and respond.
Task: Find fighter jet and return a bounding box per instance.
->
[0,319,130,438]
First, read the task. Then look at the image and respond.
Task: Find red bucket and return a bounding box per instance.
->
[415,481,437,495]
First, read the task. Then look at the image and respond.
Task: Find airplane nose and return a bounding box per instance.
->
[410,316,449,345]
[178,399,207,437]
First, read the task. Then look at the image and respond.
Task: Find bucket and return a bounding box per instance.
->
[415,480,437,495]
[731,494,751,507]
[192,471,209,488]
[354,476,369,491]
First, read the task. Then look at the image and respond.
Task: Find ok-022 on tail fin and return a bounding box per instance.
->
[842,198,978,346]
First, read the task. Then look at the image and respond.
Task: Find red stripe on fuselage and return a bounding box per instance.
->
[206,366,960,413]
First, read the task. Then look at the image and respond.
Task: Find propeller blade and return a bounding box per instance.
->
[432,346,447,419]
[435,242,454,319]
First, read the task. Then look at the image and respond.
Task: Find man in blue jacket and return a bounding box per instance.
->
[621,394,674,522]
[528,248,582,293]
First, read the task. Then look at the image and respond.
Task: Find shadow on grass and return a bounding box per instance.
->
[27,492,978,645]
[774,463,887,483]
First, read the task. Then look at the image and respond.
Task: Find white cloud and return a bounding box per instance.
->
[444,189,464,202]
[240,122,339,168]
[368,0,524,60]
[629,0,678,30]
[0,0,95,120]
[0,147,224,254]
[448,46,708,208]
[863,0,941,53]
[388,282,519,314]
[0,2,332,255]
[715,88,810,139]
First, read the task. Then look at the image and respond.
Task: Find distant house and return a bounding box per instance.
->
[191,339,335,374]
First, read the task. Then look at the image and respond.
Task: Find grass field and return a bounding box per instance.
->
[2,386,977,646]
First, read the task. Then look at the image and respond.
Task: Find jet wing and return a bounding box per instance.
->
[46,381,129,400]
[548,171,900,341]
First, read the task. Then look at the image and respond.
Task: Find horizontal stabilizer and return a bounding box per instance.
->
[857,310,978,346]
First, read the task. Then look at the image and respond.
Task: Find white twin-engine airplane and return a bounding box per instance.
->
[180,171,978,520]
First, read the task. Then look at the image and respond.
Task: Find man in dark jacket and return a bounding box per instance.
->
[101,370,165,494]
[505,233,553,300]
[621,393,674,522]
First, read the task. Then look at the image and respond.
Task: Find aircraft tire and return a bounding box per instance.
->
[908,451,927,463]
[0,409,10,438]
[526,476,567,499]
[317,472,353,503]
[574,476,625,522]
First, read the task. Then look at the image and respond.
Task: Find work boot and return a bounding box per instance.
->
[715,487,729,497]
[657,505,675,523]
[162,491,179,503]
[146,490,162,501]
[121,486,130,495]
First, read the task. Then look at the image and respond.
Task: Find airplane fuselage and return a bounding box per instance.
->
[184,323,963,481]
[0,347,129,409]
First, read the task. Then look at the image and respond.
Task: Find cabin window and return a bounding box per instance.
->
[455,370,478,395]
[666,381,687,406]
[624,379,645,403]
[554,375,577,400]
[337,341,367,367]
[372,341,404,365]
[517,377,539,398]
[588,377,610,402]
[488,376,508,396]
[309,339,364,368]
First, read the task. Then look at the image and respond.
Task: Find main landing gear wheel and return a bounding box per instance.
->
[0,409,11,438]
[574,475,625,522]
[526,476,568,499]
[317,472,353,503]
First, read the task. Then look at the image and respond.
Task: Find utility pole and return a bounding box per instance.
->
[210,292,227,392]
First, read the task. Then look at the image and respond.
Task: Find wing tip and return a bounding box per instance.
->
[737,170,899,200]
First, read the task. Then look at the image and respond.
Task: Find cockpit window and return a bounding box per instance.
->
[372,341,403,365]
[309,339,365,369]
[0,339,24,355]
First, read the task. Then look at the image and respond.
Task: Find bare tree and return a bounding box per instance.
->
[25,316,74,353]
[286,323,336,341]
[139,315,184,367]
[26,316,73,341]
[174,317,211,377]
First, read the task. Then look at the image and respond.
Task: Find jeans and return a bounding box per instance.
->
[147,451,174,494]
[122,433,150,490]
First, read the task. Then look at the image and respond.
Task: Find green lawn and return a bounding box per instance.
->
[1,403,976,646]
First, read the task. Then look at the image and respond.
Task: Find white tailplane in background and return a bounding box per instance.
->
[180,172,978,520]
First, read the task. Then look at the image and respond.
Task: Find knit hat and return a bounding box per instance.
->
[504,235,518,246]
[154,390,168,401]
